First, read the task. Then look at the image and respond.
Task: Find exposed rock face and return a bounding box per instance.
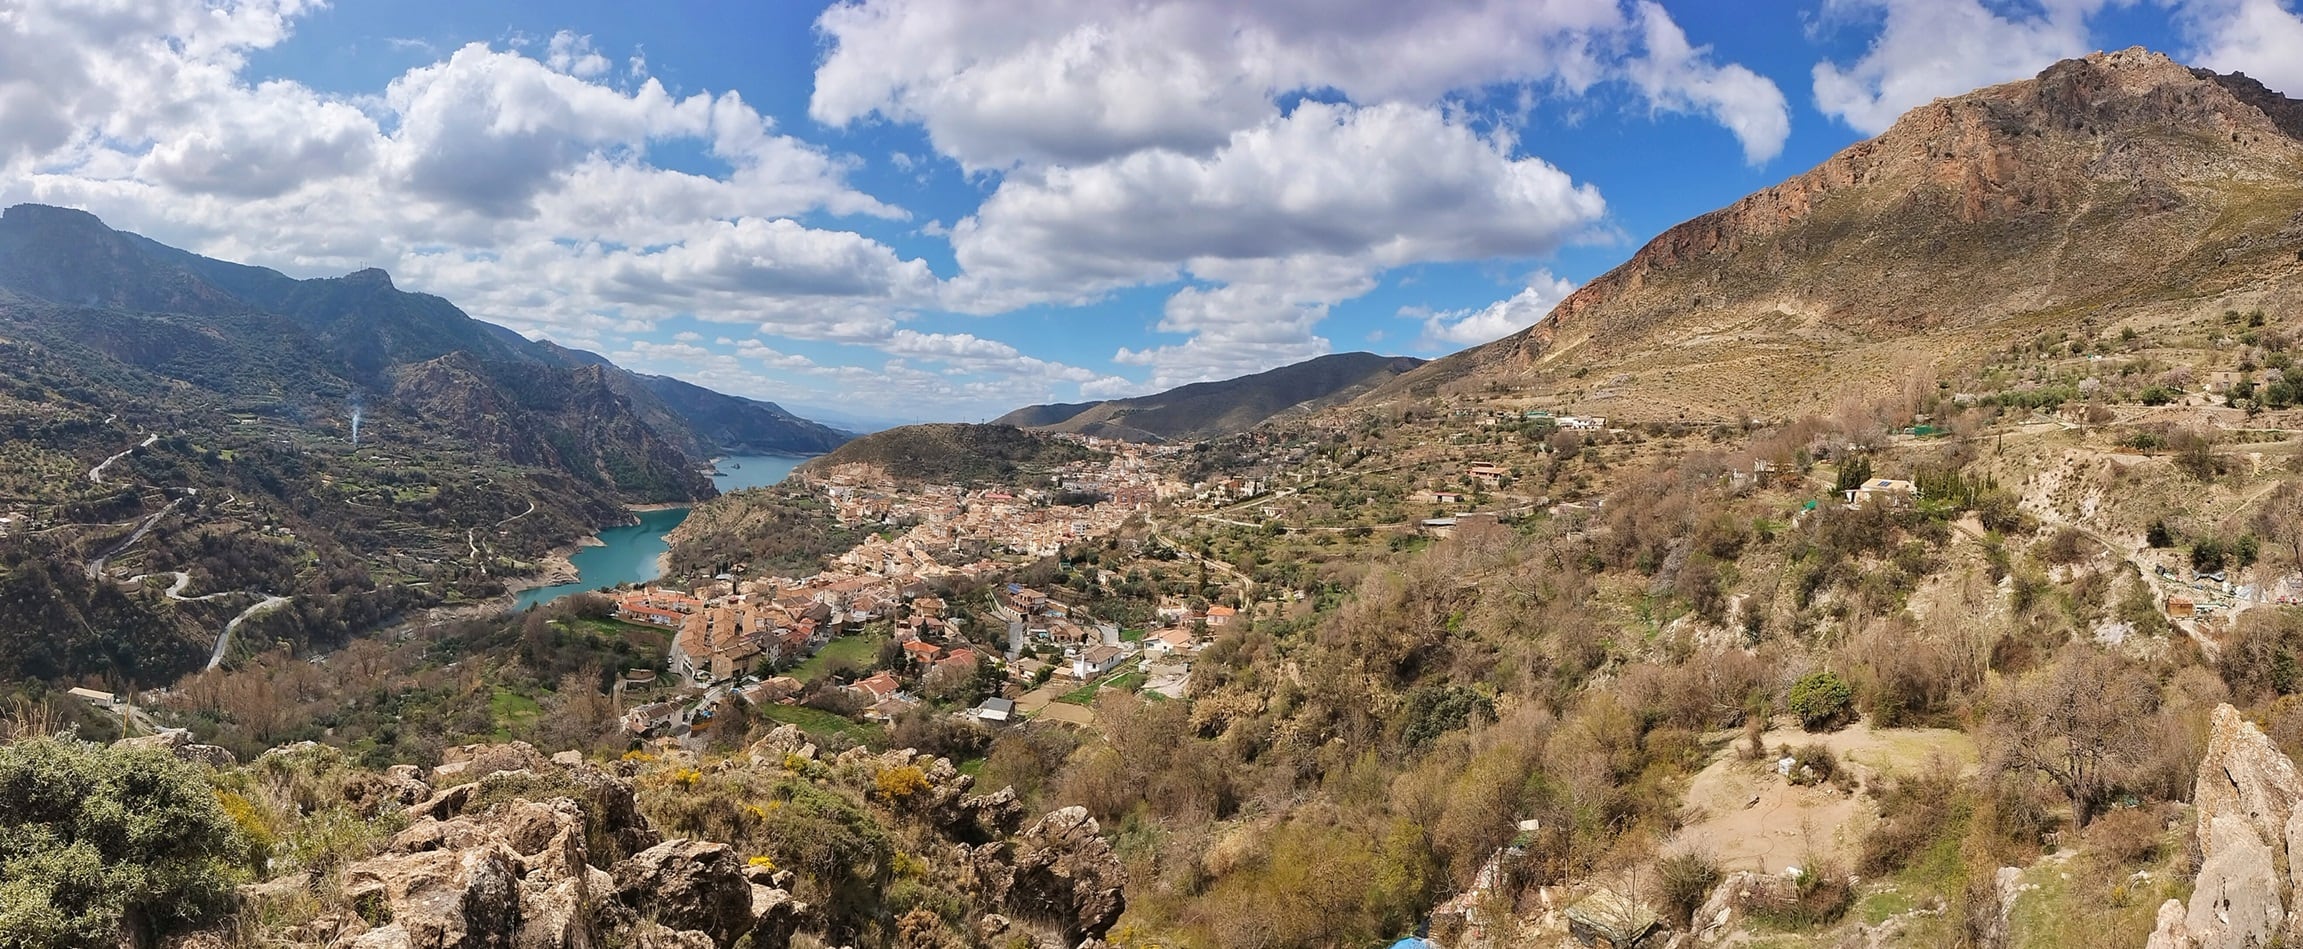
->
[433,741,550,785]
[2146,704,2303,949]
[343,843,524,948]
[227,739,1122,949]
[610,840,754,946]
[1374,46,2303,420]
[958,806,1127,946]
[114,729,237,768]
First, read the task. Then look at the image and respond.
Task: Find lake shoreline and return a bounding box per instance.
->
[506,455,808,611]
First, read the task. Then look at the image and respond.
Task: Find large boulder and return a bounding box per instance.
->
[113,729,237,768]
[341,843,524,948]
[433,742,550,784]
[329,793,626,949]
[611,839,755,946]
[1004,806,1127,944]
[2148,704,2303,949]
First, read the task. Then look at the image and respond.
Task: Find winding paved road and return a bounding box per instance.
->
[87,433,158,484]
[209,596,292,671]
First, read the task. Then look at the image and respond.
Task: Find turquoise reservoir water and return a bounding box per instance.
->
[508,455,807,611]
[708,454,806,492]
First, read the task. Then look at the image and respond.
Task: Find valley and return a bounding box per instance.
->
[9,40,2303,949]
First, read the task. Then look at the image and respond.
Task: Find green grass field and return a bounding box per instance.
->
[757,703,887,746]
[489,687,541,739]
[791,631,885,682]
[1059,669,1146,705]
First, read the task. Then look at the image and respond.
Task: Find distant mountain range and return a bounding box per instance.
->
[0,205,847,462]
[0,204,845,686]
[997,352,1426,442]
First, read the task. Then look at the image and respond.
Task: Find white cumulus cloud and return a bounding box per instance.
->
[1414,270,1580,348]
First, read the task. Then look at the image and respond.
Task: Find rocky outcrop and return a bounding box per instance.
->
[342,842,525,948]
[114,729,237,768]
[2145,704,2303,949]
[432,741,550,785]
[222,738,1124,949]
[958,806,1127,946]
[610,840,754,946]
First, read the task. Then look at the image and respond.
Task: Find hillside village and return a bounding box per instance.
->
[600,436,1253,747]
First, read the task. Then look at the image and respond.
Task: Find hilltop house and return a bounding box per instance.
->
[1146,626,1197,656]
[1071,643,1130,680]
[971,696,1016,723]
[1843,478,1918,507]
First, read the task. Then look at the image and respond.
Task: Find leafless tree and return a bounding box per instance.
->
[1984,646,2157,825]
[2255,481,2303,569]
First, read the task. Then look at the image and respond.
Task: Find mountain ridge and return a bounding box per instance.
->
[1367,47,2303,418]
[996,351,1426,442]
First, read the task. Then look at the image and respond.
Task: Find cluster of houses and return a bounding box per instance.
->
[992,584,1220,686]
[611,441,1226,740]
[809,456,1181,572]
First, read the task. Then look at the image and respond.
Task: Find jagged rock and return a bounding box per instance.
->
[341,842,524,948]
[612,839,754,946]
[1004,806,1127,944]
[178,743,238,768]
[975,914,1016,943]
[348,928,413,949]
[1695,871,1756,943]
[623,923,716,949]
[563,764,662,860]
[407,782,481,823]
[2150,704,2303,949]
[1564,888,1661,948]
[549,750,584,768]
[115,729,191,754]
[113,729,236,768]
[958,785,1026,840]
[747,884,807,948]
[748,724,819,764]
[433,741,550,784]
[346,766,433,815]
[2148,898,2192,949]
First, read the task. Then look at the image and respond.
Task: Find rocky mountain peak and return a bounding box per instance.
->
[341,266,395,288]
[1382,46,2303,414]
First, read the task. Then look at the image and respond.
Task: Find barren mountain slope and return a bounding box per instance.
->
[1373,48,2303,420]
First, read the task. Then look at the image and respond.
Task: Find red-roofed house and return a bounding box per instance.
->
[850,671,903,701]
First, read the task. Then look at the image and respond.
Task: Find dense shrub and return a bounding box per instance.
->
[0,737,250,948]
[1783,743,1840,787]
[1653,850,1723,928]
[1787,671,1855,732]
[1859,764,1965,876]
[2086,806,2166,868]
[1743,862,1855,930]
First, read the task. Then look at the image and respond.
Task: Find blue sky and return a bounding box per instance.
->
[4,1,2300,427]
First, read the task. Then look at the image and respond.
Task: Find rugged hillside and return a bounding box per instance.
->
[998,351,1425,442]
[24,206,850,459]
[0,727,1126,949]
[628,372,851,456]
[797,423,1103,487]
[0,205,841,686]
[1374,48,2303,419]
